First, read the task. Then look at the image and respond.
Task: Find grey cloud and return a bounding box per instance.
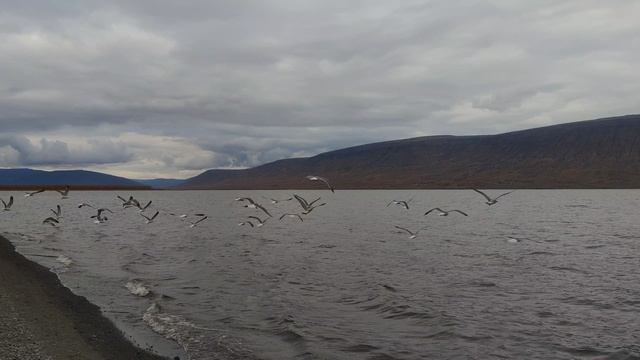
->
[1,1,639,176]
[0,136,133,166]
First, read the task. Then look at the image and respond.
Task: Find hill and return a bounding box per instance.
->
[0,169,148,190]
[179,114,640,189]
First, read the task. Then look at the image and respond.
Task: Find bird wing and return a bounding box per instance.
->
[424,208,440,216]
[43,217,59,223]
[399,201,409,210]
[386,201,395,207]
[117,195,127,203]
[151,211,159,220]
[255,203,272,217]
[140,200,152,210]
[452,210,469,216]
[248,216,263,223]
[307,197,322,207]
[293,194,310,209]
[191,216,208,225]
[394,225,413,235]
[8,196,13,207]
[140,213,151,221]
[495,191,514,200]
[472,189,492,201]
[1,199,6,208]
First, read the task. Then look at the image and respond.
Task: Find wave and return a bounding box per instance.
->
[125,281,152,297]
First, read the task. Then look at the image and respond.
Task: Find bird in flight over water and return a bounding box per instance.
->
[472,189,514,206]
[306,175,335,193]
[394,225,424,239]
[24,189,45,197]
[424,208,468,217]
[1,196,13,211]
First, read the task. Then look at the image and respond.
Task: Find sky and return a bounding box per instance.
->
[1,1,639,179]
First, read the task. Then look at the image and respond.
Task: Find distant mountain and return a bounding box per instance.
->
[179,114,640,189]
[136,178,185,189]
[0,168,148,189]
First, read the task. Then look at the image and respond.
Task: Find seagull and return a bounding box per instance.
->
[56,185,70,199]
[140,211,159,224]
[137,200,153,212]
[293,194,326,214]
[238,220,254,227]
[424,208,468,217]
[268,197,293,204]
[386,199,411,210]
[1,196,13,211]
[50,205,62,219]
[91,208,113,223]
[43,217,59,227]
[280,213,304,222]
[118,195,140,208]
[394,225,424,239]
[168,212,188,219]
[306,175,335,193]
[236,197,272,217]
[189,216,208,228]
[24,189,45,197]
[472,189,514,206]
[248,216,268,227]
[78,203,94,209]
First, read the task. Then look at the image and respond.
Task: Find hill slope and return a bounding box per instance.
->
[0,169,147,189]
[179,115,640,189]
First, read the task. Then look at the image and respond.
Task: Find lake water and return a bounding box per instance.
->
[1,190,640,360]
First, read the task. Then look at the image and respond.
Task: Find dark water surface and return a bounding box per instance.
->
[1,190,639,359]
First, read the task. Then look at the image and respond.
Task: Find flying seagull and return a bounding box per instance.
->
[24,189,45,197]
[235,197,272,217]
[137,200,153,212]
[78,203,94,209]
[91,208,113,223]
[268,197,293,204]
[56,185,70,199]
[189,216,208,228]
[394,225,424,239]
[118,195,141,208]
[306,175,335,193]
[140,211,159,224]
[248,216,268,227]
[279,213,304,222]
[424,208,468,217]
[50,205,63,219]
[387,199,411,210]
[43,217,59,227]
[293,194,326,214]
[238,220,254,227]
[1,196,13,211]
[472,189,514,206]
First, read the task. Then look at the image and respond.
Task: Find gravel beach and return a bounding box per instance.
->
[0,235,173,360]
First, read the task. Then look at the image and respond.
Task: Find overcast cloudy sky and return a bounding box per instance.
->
[1,1,638,178]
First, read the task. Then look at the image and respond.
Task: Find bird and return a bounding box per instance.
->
[268,197,293,204]
[235,197,272,217]
[306,175,335,193]
[387,199,411,210]
[189,216,208,228]
[472,189,514,206]
[137,200,153,212]
[424,208,468,217]
[238,221,254,227]
[50,205,62,219]
[56,185,70,199]
[118,195,140,208]
[78,203,94,209]
[91,208,113,223]
[140,211,159,224]
[248,216,268,227]
[24,189,45,197]
[394,225,423,239]
[43,217,59,227]
[293,194,326,214]
[280,213,304,222]
[1,196,13,211]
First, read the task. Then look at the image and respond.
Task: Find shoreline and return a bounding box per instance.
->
[0,235,179,360]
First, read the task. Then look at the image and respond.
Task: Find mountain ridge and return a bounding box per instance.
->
[179,114,640,189]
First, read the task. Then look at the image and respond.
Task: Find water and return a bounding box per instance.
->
[1,190,640,359]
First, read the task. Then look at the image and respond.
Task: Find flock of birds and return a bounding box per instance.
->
[1,176,514,240]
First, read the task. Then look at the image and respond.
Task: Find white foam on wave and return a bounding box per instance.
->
[56,255,73,266]
[125,281,152,297]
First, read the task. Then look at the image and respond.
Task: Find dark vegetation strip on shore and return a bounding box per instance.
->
[0,235,173,360]
[0,184,150,191]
